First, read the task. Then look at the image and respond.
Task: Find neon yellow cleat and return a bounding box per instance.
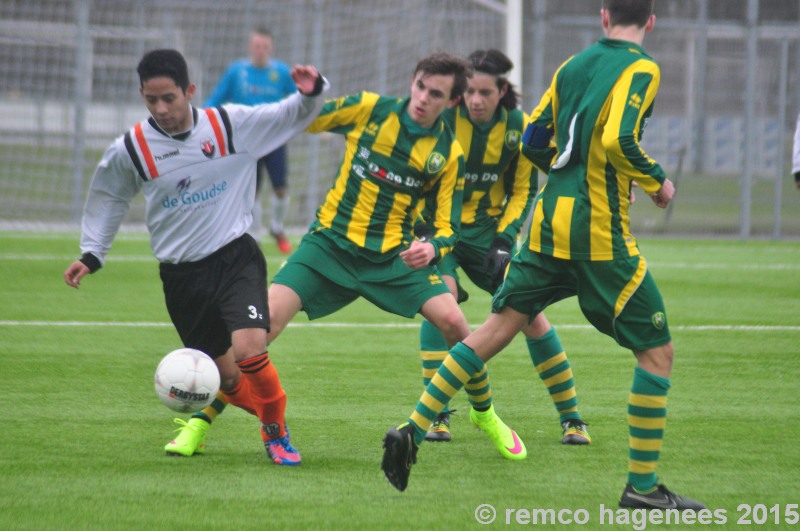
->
[164,417,209,457]
[469,405,527,460]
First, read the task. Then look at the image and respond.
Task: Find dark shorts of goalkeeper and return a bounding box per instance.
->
[272,229,451,320]
[492,244,671,351]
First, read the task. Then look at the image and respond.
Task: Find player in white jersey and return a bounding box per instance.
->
[63,49,328,465]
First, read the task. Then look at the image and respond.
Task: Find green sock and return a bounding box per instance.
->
[627,366,670,492]
[408,342,485,445]
[419,319,449,414]
[527,327,580,424]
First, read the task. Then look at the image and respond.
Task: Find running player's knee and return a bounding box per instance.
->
[219,370,240,392]
[436,310,470,345]
[635,342,674,377]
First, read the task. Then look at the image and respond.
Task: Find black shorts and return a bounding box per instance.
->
[159,234,269,359]
[256,145,288,191]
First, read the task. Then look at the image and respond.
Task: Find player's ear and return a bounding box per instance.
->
[499,83,508,100]
[447,95,461,108]
[185,83,196,101]
[645,14,656,33]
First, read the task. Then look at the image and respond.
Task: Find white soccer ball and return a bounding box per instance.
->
[154,348,220,413]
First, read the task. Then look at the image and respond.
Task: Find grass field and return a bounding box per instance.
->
[1,232,799,530]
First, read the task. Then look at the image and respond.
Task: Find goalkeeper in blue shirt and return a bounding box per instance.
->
[206,27,297,253]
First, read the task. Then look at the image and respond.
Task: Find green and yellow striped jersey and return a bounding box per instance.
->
[524,38,665,261]
[444,103,535,246]
[307,91,464,261]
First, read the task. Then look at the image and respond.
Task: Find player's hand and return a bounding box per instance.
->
[483,237,512,288]
[64,261,90,289]
[291,65,322,96]
[650,178,675,209]
[400,240,436,269]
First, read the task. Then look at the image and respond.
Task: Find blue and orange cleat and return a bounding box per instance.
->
[262,424,301,466]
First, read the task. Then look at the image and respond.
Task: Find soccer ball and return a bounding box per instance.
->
[154,348,220,413]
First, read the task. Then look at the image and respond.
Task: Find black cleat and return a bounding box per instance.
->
[619,483,706,511]
[425,411,452,442]
[561,419,591,445]
[381,423,418,492]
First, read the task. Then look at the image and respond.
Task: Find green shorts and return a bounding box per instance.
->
[437,225,496,294]
[492,245,671,351]
[272,229,451,319]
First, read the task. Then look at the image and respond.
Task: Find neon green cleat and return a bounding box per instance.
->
[469,405,527,460]
[164,417,209,457]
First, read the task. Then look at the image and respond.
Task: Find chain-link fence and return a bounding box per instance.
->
[1,0,798,238]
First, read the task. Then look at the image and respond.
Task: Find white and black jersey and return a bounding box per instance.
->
[80,83,327,265]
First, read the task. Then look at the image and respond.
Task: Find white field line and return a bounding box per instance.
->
[0,321,797,332]
[2,253,799,270]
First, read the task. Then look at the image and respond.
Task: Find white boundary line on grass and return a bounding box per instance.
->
[3,254,800,270]
[0,321,798,331]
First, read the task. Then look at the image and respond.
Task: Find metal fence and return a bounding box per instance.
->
[1,0,798,238]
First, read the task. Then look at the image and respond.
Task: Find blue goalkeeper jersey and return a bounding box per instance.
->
[205,59,296,107]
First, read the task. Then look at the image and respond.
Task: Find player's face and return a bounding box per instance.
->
[249,33,273,67]
[408,72,457,129]
[464,72,506,125]
[140,77,196,134]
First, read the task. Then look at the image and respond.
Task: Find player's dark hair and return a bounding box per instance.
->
[413,52,471,100]
[467,49,519,110]
[603,0,654,28]
[137,49,190,92]
[253,26,273,38]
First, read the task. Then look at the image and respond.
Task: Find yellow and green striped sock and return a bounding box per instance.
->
[409,342,486,445]
[627,366,670,492]
[192,392,229,424]
[464,366,492,410]
[419,319,449,414]
[527,327,580,423]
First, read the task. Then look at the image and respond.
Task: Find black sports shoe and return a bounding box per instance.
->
[561,419,591,445]
[381,423,418,492]
[425,411,452,442]
[619,483,706,511]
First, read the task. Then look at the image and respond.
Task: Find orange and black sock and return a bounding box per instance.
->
[221,374,257,416]
[238,352,288,440]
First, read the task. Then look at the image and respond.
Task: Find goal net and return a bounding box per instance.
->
[0,0,505,232]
